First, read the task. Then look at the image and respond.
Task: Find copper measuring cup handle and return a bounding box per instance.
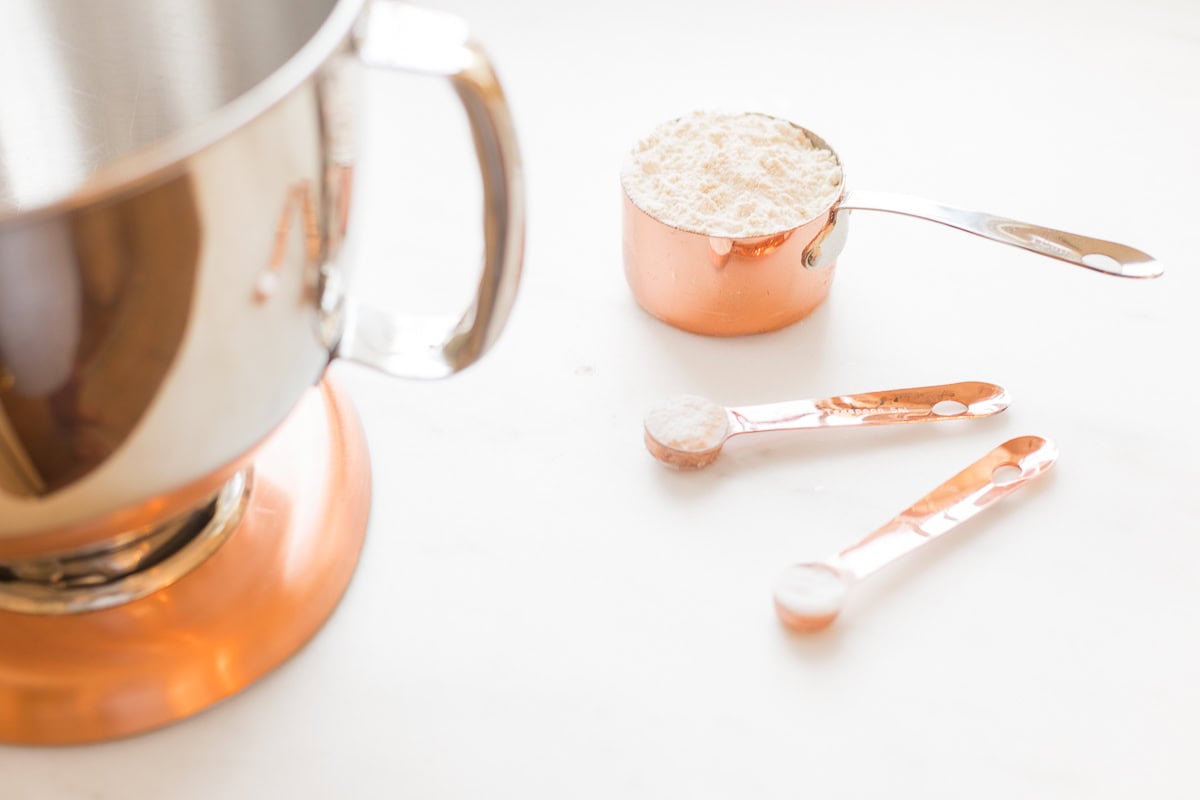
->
[337,3,524,379]
[836,189,1161,279]
[832,435,1059,581]
[727,381,1009,437]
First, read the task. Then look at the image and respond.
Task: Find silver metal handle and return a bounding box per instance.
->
[338,2,524,379]
[839,189,1161,279]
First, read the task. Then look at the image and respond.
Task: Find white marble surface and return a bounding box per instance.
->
[5,0,1199,796]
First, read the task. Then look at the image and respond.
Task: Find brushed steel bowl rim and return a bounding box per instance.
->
[0,0,365,227]
[618,111,848,240]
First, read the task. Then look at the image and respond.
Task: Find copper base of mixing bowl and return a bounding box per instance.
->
[0,377,370,745]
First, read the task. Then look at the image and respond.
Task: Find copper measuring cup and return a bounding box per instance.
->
[622,113,1162,336]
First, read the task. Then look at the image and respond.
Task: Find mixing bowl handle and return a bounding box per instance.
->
[337,2,524,379]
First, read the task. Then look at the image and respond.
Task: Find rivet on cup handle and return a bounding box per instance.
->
[338,2,524,379]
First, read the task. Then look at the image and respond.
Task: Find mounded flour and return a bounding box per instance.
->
[621,111,843,238]
[774,563,849,621]
[644,395,729,453]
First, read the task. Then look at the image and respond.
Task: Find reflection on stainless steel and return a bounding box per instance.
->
[257,180,323,303]
[0,174,199,496]
[774,436,1059,632]
[0,0,334,211]
[0,470,248,614]
[827,191,1162,278]
[0,0,525,541]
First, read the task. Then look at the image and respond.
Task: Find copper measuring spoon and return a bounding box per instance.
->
[773,435,1058,632]
[644,381,1009,469]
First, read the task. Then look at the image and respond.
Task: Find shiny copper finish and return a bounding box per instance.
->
[644,381,1010,470]
[622,113,1160,337]
[0,377,370,745]
[774,435,1058,632]
[622,191,836,336]
[775,607,841,633]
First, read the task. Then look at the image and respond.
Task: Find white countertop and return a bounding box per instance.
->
[6,0,1199,796]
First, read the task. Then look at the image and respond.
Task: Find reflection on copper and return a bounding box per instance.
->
[257,180,323,302]
[775,436,1058,632]
[645,382,1011,470]
[0,445,253,561]
[622,191,836,337]
[729,230,793,258]
[0,378,370,744]
[256,166,355,304]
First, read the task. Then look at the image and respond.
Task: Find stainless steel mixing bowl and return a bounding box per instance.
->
[0,0,523,544]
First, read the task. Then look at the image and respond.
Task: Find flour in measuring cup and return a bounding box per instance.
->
[621,111,844,238]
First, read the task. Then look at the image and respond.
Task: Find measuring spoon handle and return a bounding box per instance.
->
[831,435,1058,581]
[727,381,1009,436]
[839,190,1161,278]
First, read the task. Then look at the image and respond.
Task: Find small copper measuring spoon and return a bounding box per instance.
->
[773,435,1058,632]
[644,381,1009,469]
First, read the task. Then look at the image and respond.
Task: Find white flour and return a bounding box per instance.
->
[644,395,728,452]
[774,563,849,620]
[621,111,844,238]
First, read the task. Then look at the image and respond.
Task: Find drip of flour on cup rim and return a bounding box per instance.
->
[621,111,844,238]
